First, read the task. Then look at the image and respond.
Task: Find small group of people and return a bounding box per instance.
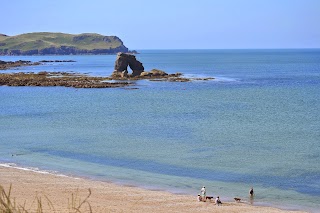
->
[197,186,221,205]
[197,186,254,206]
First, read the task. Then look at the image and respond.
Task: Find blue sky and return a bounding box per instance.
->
[2,0,320,49]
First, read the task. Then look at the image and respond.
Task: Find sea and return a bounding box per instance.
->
[0,49,319,212]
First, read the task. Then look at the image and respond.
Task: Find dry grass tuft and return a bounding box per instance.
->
[0,184,92,213]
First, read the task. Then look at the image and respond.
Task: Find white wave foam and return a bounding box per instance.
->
[213,76,239,82]
[182,74,238,82]
[0,163,70,178]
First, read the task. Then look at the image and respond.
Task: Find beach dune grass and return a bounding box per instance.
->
[0,184,92,213]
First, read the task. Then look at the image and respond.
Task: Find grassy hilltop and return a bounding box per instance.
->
[0,32,132,55]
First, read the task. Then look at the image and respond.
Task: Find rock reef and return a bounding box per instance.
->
[0,60,40,70]
[0,72,130,88]
[0,55,214,89]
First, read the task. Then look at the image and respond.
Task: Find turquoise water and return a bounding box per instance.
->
[1,49,320,212]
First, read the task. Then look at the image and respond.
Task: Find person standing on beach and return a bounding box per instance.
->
[215,196,222,206]
[249,187,254,197]
[249,187,254,205]
[200,186,206,201]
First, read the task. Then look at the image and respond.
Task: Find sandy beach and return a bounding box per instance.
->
[0,166,307,213]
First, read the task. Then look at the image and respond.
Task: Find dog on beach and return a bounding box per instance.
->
[206,196,213,201]
[234,197,241,202]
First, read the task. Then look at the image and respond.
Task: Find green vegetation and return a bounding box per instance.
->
[0,32,130,55]
[0,34,8,42]
[0,184,92,213]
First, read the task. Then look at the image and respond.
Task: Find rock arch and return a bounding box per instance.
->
[113,52,144,77]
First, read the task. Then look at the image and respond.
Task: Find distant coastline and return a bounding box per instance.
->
[0,32,137,55]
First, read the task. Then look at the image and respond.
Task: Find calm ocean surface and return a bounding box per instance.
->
[1,49,320,212]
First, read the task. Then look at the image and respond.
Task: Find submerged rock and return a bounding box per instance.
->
[39,60,76,63]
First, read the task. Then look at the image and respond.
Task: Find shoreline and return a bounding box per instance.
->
[0,164,307,213]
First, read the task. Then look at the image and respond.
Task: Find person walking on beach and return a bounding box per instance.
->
[200,186,206,201]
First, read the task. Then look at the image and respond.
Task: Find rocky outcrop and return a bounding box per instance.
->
[111,53,189,80]
[113,52,144,77]
[0,60,40,70]
[0,59,76,70]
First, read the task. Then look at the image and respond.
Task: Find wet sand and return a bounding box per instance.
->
[0,166,306,213]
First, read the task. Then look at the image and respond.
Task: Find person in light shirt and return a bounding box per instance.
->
[200,186,206,201]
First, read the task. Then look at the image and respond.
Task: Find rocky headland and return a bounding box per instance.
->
[0,32,136,55]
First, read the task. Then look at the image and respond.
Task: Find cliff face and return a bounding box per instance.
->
[0,46,129,55]
[0,32,133,55]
